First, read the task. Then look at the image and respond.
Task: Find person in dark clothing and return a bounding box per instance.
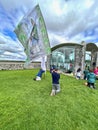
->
[50,64,56,73]
[50,68,60,96]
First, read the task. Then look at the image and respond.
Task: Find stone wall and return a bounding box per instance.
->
[96,52,98,67]
[0,62,41,70]
[73,42,86,78]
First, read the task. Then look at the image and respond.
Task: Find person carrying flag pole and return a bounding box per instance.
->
[33,56,46,81]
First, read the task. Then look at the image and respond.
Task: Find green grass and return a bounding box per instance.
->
[0,69,98,130]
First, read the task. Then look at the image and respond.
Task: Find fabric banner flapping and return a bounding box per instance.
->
[14,4,51,64]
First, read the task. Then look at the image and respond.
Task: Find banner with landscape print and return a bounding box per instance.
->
[14,4,51,63]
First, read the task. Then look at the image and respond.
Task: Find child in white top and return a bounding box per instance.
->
[76,68,81,79]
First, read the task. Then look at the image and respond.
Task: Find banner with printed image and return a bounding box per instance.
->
[14,4,51,63]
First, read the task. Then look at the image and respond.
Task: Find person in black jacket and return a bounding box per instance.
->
[50,68,60,96]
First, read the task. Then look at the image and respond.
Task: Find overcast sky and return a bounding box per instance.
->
[0,0,98,61]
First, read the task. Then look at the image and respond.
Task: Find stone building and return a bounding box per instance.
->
[48,42,98,78]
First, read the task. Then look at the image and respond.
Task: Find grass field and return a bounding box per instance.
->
[0,69,98,130]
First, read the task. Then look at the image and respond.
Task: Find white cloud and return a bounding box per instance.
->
[0,33,26,61]
[0,0,98,61]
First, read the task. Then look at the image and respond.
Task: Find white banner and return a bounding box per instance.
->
[14,4,51,63]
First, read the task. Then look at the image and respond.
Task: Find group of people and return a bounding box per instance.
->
[34,58,98,96]
[76,66,98,89]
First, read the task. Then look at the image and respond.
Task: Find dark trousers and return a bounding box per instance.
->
[84,75,87,80]
[87,82,95,89]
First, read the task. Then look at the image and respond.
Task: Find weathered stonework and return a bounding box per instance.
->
[0,62,41,70]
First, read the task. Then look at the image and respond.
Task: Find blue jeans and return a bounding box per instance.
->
[37,69,45,77]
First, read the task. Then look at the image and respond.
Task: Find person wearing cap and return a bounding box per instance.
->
[50,68,61,96]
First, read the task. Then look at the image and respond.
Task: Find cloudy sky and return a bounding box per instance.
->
[0,0,98,61]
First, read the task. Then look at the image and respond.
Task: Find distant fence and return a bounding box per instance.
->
[0,62,41,70]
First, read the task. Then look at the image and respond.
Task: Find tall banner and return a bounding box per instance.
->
[14,4,51,63]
